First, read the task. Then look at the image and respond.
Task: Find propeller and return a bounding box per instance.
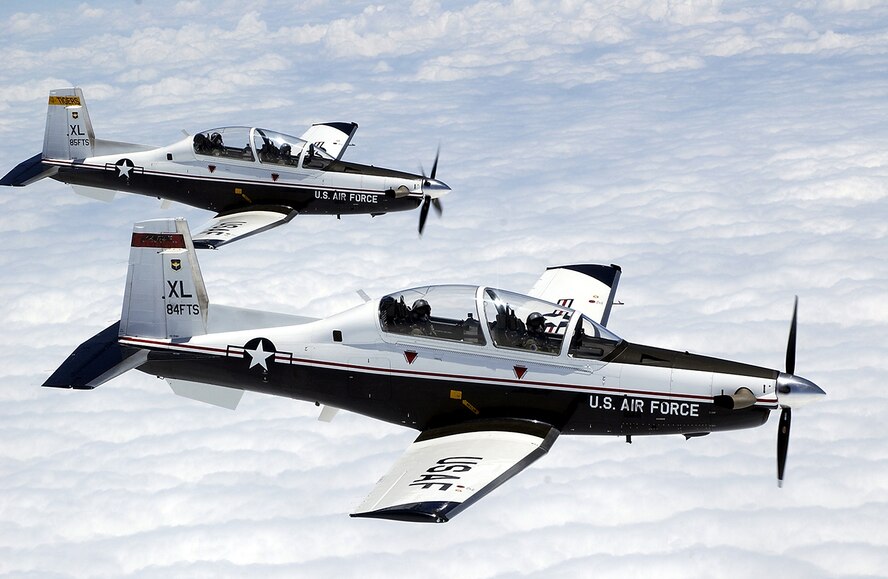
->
[418,147,449,235]
[774,296,825,487]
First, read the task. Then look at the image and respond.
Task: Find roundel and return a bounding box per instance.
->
[115,158,135,180]
[243,337,277,372]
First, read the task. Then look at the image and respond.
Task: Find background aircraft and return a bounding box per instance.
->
[1,88,450,246]
[45,218,825,523]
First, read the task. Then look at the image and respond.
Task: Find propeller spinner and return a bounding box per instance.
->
[774,297,826,487]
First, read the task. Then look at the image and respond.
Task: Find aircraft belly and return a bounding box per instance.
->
[135,353,585,430]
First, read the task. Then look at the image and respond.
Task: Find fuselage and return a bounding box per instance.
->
[123,286,779,437]
[42,127,434,216]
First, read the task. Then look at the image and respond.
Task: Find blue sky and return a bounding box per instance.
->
[1,1,886,577]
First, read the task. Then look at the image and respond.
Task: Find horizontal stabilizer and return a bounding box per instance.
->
[207,304,316,333]
[167,379,244,410]
[300,122,358,161]
[1,153,57,186]
[44,321,146,389]
[71,185,116,202]
[352,419,559,523]
[192,206,297,249]
[529,264,622,326]
[92,138,156,156]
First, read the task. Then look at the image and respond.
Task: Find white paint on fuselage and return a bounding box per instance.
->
[142,293,778,406]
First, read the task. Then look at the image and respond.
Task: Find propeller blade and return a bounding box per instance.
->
[777,406,792,487]
[418,196,431,235]
[786,296,798,375]
[430,146,440,180]
[418,148,444,235]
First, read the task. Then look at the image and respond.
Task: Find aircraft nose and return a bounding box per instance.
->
[422,178,451,198]
[776,373,826,408]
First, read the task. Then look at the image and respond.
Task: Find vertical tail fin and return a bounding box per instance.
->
[528,264,622,326]
[43,87,95,160]
[120,218,209,340]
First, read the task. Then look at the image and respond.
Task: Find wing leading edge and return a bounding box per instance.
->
[351,419,559,523]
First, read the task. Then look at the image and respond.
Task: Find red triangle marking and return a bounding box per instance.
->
[208,165,216,173]
[514,365,527,379]
[404,351,418,364]
[271,173,279,182]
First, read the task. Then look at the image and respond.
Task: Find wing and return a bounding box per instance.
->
[191,206,297,249]
[351,420,559,523]
[529,264,622,326]
[299,122,358,161]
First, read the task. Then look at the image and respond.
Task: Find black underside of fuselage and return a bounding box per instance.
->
[53,167,422,216]
[137,354,770,437]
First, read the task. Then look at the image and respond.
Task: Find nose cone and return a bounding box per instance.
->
[776,373,826,408]
[422,178,451,198]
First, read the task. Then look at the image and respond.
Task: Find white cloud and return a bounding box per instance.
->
[0,0,886,577]
[6,12,54,35]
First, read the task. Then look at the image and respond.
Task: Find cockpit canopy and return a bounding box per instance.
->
[379,285,485,345]
[378,285,621,358]
[192,126,335,169]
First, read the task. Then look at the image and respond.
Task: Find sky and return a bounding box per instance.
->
[1,0,887,577]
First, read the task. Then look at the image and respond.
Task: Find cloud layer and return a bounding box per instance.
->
[1,1,886,577]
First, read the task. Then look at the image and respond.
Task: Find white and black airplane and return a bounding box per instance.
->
[1,88,450,246]
[45,219,825,523]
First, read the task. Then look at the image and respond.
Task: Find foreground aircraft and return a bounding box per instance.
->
[1,88,450,246]
[45,219,825,522]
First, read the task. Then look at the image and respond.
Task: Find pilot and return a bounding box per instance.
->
[210,132,224,154]
[260,141,279,163]
[410,299,435,336]
[523,312,551,352]
[380,296,411,333]
[280,143,292,164]
[193,133,210,154]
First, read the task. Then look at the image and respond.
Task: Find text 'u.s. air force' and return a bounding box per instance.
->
[590,395,701,417]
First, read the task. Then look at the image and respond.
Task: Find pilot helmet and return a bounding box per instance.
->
[412,299,431,318]
[280,143,292,156]
[527,311,546,331]
[210,132,223,145]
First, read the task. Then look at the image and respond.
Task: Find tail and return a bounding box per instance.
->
[528,264,622,326]
[1,87,95,186]
[44,218,208,389]
[44,87,96,160]
[120,218,208,340]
